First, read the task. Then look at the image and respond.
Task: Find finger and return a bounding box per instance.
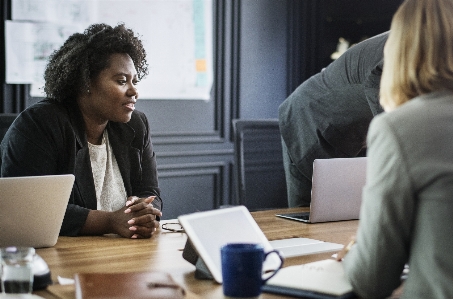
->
[124,197,160,214]
[142,196,160,214]
[128,214,160,227]
[335,248,347,261]
[336,237,356,261]
[126,203,162,217]
[125,196,139,207]
[124,201,148,213]
[127,195,155,206]
[130,225,157,239]
[129,225,156,238]
[151,207,162,217]
[128,222,159,239]
[131,233,149,239]
[143,196,156,204]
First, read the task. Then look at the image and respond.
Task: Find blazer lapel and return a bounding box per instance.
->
[66,103,98,209]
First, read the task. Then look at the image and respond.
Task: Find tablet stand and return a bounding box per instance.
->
[182,239,214,280]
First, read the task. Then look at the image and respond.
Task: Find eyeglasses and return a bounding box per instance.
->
[161,222,184,233]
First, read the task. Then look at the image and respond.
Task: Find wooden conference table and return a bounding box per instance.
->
[34,207,358,299]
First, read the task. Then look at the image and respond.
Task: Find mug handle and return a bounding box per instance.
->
[261,249,284,283]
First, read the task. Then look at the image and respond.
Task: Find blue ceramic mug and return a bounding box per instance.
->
[221,243,284,298]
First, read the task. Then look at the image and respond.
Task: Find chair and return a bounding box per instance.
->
[232,119,288,211]
[0,113,18,142]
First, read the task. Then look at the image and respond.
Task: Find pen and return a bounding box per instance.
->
[344,239,356,254]
[336,236,356,261]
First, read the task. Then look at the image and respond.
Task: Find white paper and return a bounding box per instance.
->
[12,0,92,24]
[266,259,353,296]
[31,23,84,96]
[9,0,213,100]
[94,0,213,100]
[12,0,51,22]
[57,275,75,285]
[270,238,344,258]
[5,21,34,83]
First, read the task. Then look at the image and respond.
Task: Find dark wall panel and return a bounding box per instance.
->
[238,0,289,120]
[135,100,215,134]
[157,162,227,219]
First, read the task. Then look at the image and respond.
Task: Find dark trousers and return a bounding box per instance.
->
[281,137,366,207]
[281,139,312,207]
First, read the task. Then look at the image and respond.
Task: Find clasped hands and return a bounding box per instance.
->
[118,195,162,239]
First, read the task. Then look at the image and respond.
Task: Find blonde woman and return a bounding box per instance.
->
[341,0,453,298]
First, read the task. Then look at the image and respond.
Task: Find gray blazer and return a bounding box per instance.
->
[343,90,453,299]
[0,99,162,236]
[279,32,388,178]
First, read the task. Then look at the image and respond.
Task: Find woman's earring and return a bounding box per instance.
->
[87,89,90,94]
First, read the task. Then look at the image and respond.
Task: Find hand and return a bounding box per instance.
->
[81,196,162,238]
[123,196,162,239]
[336,235,356,261]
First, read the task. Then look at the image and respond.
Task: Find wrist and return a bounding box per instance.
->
[80,209,111,235]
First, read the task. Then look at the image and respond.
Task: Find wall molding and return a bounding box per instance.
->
[157,149,233,158]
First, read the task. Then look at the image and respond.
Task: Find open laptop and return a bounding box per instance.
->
[0,174,75,248]
[277,157,367,223]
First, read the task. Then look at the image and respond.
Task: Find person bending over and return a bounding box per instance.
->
[279,32,388,207]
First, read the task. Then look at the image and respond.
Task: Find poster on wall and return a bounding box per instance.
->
[6,0,213,100]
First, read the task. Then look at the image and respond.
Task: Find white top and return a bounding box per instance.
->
[88,131,126,211]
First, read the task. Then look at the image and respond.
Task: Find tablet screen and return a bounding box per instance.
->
[178,206,282,283]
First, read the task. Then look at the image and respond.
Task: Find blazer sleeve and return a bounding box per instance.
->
[0,107,91,237]
[342,115,414,299]
[130,112,163,212]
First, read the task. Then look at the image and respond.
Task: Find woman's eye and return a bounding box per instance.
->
[133,81,139,86]
[118,80,126,85]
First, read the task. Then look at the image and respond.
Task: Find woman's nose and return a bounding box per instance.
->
[127,85,138,99]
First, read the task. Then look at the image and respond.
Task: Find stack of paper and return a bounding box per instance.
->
[269,238,344,258]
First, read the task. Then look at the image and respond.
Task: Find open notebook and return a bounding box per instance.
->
[277,157,367,223]
[0,174,75,248]
[263,259,356,299]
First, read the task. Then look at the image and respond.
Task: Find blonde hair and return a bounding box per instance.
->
[380,0,453,111]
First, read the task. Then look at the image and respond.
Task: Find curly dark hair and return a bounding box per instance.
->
[44,23,148,103]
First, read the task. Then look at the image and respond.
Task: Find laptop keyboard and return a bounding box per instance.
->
[293,213,310,221]
[276,212,310,222]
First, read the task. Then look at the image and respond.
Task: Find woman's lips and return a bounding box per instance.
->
[124,102,135,111]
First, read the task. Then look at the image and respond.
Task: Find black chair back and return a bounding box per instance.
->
[232,119,288,211]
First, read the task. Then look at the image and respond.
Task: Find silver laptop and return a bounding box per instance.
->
[277,157,367,223]
[0,174,75,248]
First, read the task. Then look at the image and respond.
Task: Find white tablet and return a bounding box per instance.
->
[178,206,283,283]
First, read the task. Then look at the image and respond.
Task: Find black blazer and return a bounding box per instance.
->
[0,99,162,236]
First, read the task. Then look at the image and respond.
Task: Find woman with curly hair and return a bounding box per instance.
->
[0,23,163,239]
